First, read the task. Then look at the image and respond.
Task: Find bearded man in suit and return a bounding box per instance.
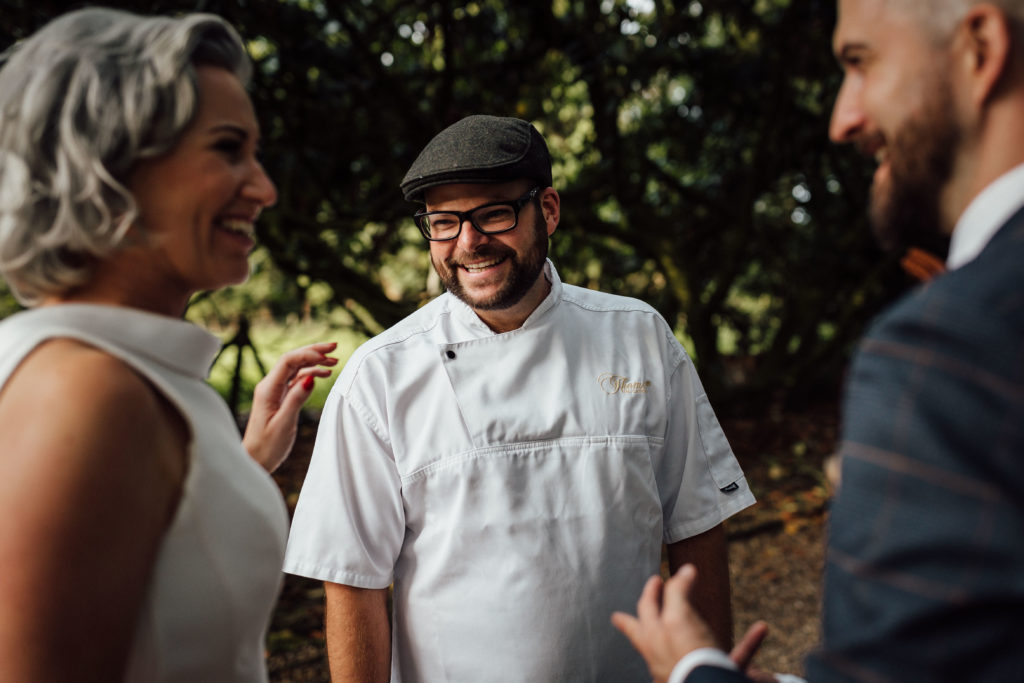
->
[612,0,1024,681]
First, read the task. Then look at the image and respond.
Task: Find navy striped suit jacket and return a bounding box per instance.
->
[689,209,1024,683]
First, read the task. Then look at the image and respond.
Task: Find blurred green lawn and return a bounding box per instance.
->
[200,319,367,414]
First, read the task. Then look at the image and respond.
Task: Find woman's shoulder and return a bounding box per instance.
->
[15,336,158,406]
[0,342,188,683]
[0,336,189,480]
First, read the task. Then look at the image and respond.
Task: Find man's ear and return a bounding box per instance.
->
[540,187,560,236]
[957,4,1013,108]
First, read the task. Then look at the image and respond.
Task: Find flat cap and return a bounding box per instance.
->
[400,115,552,202]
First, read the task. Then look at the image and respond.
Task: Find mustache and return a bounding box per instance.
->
[444,243,516,268]
[854,132,886,159]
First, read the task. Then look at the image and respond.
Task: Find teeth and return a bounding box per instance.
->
[462,258,501,273]
[219,218,254,237]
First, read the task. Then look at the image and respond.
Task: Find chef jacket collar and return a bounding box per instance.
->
[451,258,561,335]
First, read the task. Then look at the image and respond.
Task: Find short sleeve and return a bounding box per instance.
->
[659,354,755,543]
[283,384,405,588]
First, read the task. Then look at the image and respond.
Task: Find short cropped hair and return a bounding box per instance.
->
[0,8,250,305]
[893,0,1024,43]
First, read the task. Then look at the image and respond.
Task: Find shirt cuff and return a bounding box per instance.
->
[667,648,738,683]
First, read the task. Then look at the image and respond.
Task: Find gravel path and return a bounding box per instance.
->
[729,515,825,676]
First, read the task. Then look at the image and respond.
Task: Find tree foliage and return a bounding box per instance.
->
[0,0,911,412]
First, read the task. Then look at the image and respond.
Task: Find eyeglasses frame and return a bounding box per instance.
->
[413,186,542,242]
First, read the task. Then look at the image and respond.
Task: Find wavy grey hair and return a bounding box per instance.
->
[0,7,251,305]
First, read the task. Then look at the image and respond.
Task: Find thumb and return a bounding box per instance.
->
[610,611,641,644]
[730,621,769,671]
[273,374,316,424]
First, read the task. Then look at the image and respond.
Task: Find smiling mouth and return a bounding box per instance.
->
[872,147,892,186]
[460,256,506,273]
[856,134,887,169]
[217,218,255,239]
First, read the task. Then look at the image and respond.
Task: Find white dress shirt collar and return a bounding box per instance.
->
[947,162,1024,270]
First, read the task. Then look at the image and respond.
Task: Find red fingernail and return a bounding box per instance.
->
[302,376,315,391]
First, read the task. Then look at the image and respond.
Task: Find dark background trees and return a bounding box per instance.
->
[0,0,910,413]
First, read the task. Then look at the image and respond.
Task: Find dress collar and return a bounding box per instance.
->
[26,303,222,379]
[948,162,1024,270]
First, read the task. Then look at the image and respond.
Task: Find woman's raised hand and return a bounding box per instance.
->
[242,341,338,472]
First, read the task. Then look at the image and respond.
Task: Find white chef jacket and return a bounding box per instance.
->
[285,260,755,682]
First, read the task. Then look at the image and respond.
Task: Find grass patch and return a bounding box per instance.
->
[201,319,367,414]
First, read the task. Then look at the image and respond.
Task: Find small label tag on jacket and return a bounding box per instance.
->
[719,482,739,493]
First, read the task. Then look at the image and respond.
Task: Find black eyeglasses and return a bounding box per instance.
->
[413,186,541,241]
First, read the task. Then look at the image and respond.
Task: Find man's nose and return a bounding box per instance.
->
[456,217,488,249]
[829,78,865,144]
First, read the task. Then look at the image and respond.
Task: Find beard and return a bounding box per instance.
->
[432,209,548,311]
[868,73,959,255]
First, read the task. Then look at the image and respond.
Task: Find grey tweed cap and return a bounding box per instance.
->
[400,115,552,202]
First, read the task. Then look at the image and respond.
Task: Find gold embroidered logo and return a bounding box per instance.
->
[598,373,652,395]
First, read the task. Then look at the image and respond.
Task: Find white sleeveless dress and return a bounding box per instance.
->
[0,304,289,682]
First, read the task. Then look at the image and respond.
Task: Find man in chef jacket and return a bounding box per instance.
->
[284,114,756,682]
